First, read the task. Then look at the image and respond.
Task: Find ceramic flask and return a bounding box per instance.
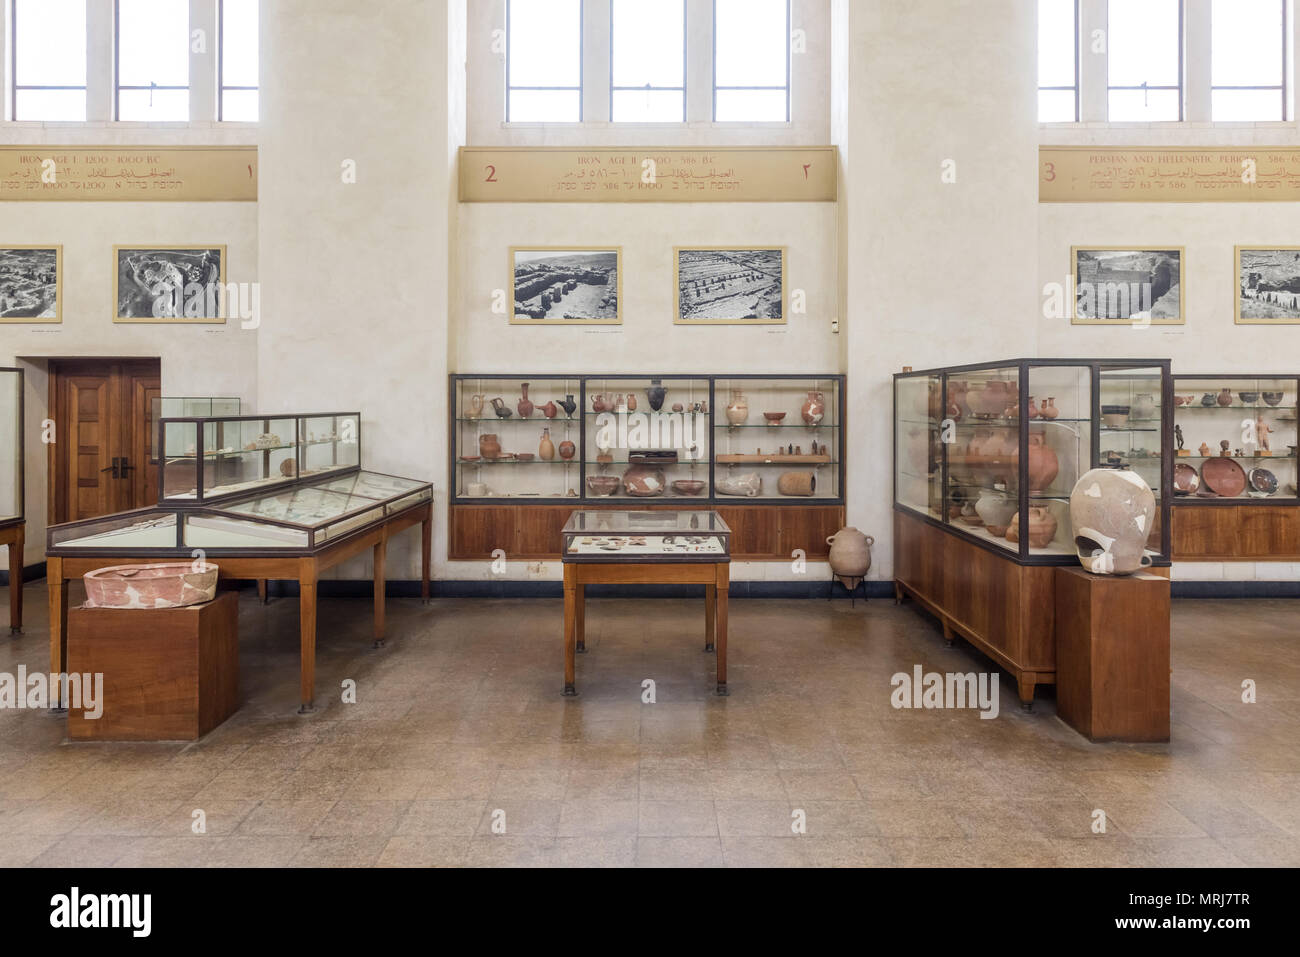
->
[517,383,535,418]
[539,428,555,461]
[726,391,750,426]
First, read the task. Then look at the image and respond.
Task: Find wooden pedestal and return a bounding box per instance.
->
[67,591,239,741]
[1054,567,1170,742]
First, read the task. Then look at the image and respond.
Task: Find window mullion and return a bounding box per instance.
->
[1185,0,1211,122]
[586,0,608,123]
[88,0,113,120]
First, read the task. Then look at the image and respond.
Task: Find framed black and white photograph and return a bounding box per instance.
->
[1071,247,1184,325]
[113,245,227,323]
[675,247,786,324]
[0,245,61,323]
[510,247,622,325]
[1236,246,1300,325]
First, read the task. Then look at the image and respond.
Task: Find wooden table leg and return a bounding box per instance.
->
[298,560,317,714]
[421,507,432,604]
[575,583,586,653]
[372,534,387,648]
[562,565,577,696]
[715,563,729,695]
[47,557,67,709]
[704,583,716,653]
[257,578,268,604]
[8,524,22,634]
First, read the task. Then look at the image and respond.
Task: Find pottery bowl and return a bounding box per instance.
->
[586,476,621,496]
[1238,392,1259,404]
[515,453,535,462]
[84,562,219,609]
[1101,405,1130,429]
[763,412,787,424]
[1263,392,1285,406]
[671,480,707,496]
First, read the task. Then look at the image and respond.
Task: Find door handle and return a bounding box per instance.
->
[119,457,136,476]
[100,457,121,478]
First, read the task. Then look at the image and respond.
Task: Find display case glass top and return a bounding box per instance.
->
[159,411,361,505]
[1170,375,1299,502]
[0,368,22,526]
[561,509,731,562]
[150,396,241,466]
[894,359,1172,565]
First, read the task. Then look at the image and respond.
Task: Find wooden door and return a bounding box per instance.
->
[49,359,162,524]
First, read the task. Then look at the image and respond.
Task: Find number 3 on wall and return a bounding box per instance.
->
[485,165,497,183]
[1042,162,1056,182]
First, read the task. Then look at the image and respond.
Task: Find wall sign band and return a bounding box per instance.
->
[1041,147,1300,203]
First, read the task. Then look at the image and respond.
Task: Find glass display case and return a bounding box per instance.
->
[0,368,22,526]
[150,396,241,465]
[449,374,845,504]
[894,359,1172,564]
[561,510,731,562]
[1170,376,1299,502]
[158,411,361,505]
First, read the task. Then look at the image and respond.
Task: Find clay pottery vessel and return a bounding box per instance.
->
[515,453,534,462]
[478,434,502,460]
[1262,391,1284,406]
[490,397,512,419]
[926,380,943,420]
[971,381,1013,418]
[586,475,621,497]
[1027,396,1039,419]
[1238,391,1259,404]
[1131,393,1156,420]
[558,440,576,461]
[725,391,749,426]
[764,412,787,424]
[627,393,637,412]
[716,472,763,497]
[671,402,685,413]
[826,527,874,578]
[1101,405,1130,428]
[468,394,485,419]
[777,471,816,496]
[1006,506,1058,549]
[517,383,534,418]
[591,394,608,413]
[947,380,969,420]
[647,379,667,412]
[1026,430,1060,492]
[1041,397,1059,420]
[1217,387,1233,407]
[539,428,555,461]
[622,465,666,497]
[84,562,219,609]
[671,479,707,496]
[541,400,558,419]
[801,390,826,426]
[558,394,577,417]
[1200,393,1218,407]
[975,488,1017,537]
[1069,468,1156,574]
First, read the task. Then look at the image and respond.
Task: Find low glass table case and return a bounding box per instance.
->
[561,510,732,562]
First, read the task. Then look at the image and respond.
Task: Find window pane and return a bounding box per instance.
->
[118,88,190,122]
[508,0,581,88]
[612,0,684,89]
[612,89,685,123]
[715,0,788,87]
[1213,0,1284,87]
[1213,88,1285,120]
[715,88,787,122]
[508,89,581,122]
[221,0,259,88]
[15,89,86,121]
[117,0,190,88]
[1038,0,1076,89]
[1108,0,1181,87]
[1108,88,1181,121]
[221,89,259,122]
[1039,89,1078,122]
[14,0,86,86]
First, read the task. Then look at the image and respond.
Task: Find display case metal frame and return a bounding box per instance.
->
[1,367,24,634]
[893,358,1173,566]
[448,373,846,506]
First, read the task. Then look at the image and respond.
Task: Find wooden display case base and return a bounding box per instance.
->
[67,591,239,741]
[1172,503,1300,561]
[0,521,22,634]
[1054,567,1170,742]
[450,502,844,562]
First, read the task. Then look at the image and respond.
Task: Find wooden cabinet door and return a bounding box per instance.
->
[62,373,116,521]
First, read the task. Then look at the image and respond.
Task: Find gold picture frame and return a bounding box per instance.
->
[509,246,623,325]
[0,244,62,323]
[1070,246,1185,325]
[674,247,787,325]
[112,244,228,323]
[1235,246,1300,325]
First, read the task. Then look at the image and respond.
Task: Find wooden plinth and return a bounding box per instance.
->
[67,591,239,741]
[1054,567,1170,742]
[0,521,22,634]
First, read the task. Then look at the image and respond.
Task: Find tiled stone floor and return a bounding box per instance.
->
[0,580,1297,867]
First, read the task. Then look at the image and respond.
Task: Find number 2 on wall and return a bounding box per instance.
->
[485,165,497,183]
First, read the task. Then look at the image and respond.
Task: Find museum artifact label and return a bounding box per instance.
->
[1040,146,1300,203]
[0,146,258,202]
[460,146,837,202]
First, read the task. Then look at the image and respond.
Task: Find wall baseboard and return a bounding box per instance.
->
[0,562,45,587]
[1171,580,1300,599]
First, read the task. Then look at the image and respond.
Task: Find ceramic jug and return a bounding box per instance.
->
[1217,387,1233,407]
[468,394,485,419]
[1026,431,1060,492]
[517,382,534,418]
[826,527,874,578]
[479,434,502,459]
[726,391,749,426]
[802,391,826,426]
[490,398,512,419]
[558,440,576,461]
[559,395,577,418]
[647,380,667,412]
[539,428,555,461]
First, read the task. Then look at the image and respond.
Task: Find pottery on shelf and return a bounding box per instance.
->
[1101,405,1130,429]
[764,412,787,424]
[826,527,874,579]
[671,479,707,496]
[1217,387,1233,407]
[622,465,666,497]
[558,394,577,417]
[1248,467,1278,498]
[1199,442,1211,457]
[777,472,816,496]
[970,381,1016,418]
[801,390,826,426]
[1201,456,1248,497]
[716,472,763,497]
[1238,392,1259,404]
[647,379,667,412]
[1069,468,1156,575]
[626,393,637,412]
[539,428,555,461]
[541,400,558,419]
[1173,463,1200,494]
[591,394,608,413]
[586,476,621,497]
[515,453,534,463]
[517,383,535,418]
[726,391,750,426]
[468,394,485,419]
[1131,393,1157,420]
[1006,506,1058,549]
[1027,430,1060,492]
[83,562,219,609]
[1200,394,1218,408]
[671,402,685,413]
[558,440,576,461]
[975,487,1017,537]
[490,397,512,419]
[1262,391,1284,406]
[279,459,297,477]
[478,434,502,460]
